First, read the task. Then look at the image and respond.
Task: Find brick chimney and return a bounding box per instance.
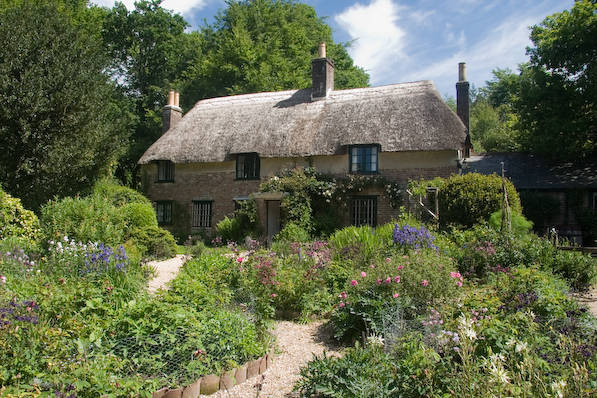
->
[162,90,182,134]
[456,63,472,158]
[311,42,334,101]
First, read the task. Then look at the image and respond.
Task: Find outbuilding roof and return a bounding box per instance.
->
[139,81,467,164]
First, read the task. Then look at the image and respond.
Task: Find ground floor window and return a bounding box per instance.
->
[192,201,212,228]
[155,201,172,225]
[351,196,377,227]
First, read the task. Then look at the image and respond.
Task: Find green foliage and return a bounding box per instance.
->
[438,173,521,228]
[489,210,533,235]
[0,186,40,246]
[121,202,158,230]
[129,225,177,260]
[470,99,521,153]
[0,1,131,210]
[274,222,311,243]
[92,177,152,207]
[520,0,596,160]
[41,195,126,246]
[216,199,260,243]
[182,0,368,103]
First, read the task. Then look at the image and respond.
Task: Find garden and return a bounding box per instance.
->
[1,172,596,397]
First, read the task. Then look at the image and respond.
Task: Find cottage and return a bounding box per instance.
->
[139,43,469,240]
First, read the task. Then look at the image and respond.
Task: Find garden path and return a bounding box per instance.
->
[209,320,342,398]
[146,254,188,293]
[573,287,597,318]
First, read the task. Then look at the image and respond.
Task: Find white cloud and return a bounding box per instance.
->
[409,9,435,25]
[335,0,407,85]
[401,12,534,92]
[90,0,207,14]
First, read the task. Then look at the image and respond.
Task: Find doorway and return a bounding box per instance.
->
[266,200,281,244]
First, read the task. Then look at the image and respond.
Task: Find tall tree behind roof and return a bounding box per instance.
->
[180,0,369,108]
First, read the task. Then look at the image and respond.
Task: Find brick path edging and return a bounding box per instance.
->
[152,353,274,398]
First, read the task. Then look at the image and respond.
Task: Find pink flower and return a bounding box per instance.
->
[0,275,6,284]
[393,293,399,298]
[236,257,243,263]
[394,275,401,283]
[369,264,375,269]
[339,301,345,308]
[351,279,358,286]
[385,277,391,284]
[450,271,462,279]
[339,291,348,299]
[376,279,382,285]
[456,281,463,287]
[402,255,409,259]
[396,265,404,271]
[421,279,429,287]
[385,257,392,263]
[270,293,277,298]
[361,271,367,278]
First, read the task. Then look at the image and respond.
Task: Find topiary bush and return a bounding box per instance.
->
[438,173,521,228]
[0,186,40,245]
[274,222,311,243]
[129,225,177,260]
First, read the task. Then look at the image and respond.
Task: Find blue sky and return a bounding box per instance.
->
[93,0,573,97]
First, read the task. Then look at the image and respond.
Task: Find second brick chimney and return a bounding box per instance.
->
[311,42,334,101]
[162,90,182,134]
[456,63,472,158]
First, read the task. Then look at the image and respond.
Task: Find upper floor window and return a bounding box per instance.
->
[157,160,174,182]
[156,201,172,225]
[236,153,260,180]
[350,145,378,174]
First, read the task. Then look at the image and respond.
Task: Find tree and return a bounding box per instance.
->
[102,0,202,185]
[0,1,131,210]
[518,0,596,160]
[181,0,369,105]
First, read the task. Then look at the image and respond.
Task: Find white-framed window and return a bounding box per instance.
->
[349,145,378,174]
[155,201,172,225]
[351,196,377,227]
[192,201,212,228]
[156,160,174,182]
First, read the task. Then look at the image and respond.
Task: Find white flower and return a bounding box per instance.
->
[505,338,516,348]
[515,341,528,353]
[366,334,384,348]
[551,380,566,398]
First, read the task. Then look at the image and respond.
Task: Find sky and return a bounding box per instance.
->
[92,0,574,97]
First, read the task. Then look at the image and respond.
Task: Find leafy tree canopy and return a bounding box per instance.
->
[181,0,369,106]
[0,1,132,210]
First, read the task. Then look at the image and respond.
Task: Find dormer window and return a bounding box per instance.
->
[156,160,174,182]
[236,153,260,180]
[349,145,378,174]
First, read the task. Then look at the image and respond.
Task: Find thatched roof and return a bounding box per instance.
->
[139,81,466,164]
[466,152,597,189]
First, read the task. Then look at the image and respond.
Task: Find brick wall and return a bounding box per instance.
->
[142,161,458,238]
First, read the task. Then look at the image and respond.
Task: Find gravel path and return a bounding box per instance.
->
[572,287,597,319]
[209,320,343,398]
[146,254,188,293]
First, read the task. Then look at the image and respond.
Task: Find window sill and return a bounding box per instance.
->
[234,177,261,181]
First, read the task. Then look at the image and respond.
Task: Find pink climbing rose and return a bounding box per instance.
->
[393,293,399,298]
[394,275,401,283]
[385,277,391,284]
[351,279,358,286]
[361,271,367,278]
[421,279,429,287]
[0,275,5,284]
[339,301,345,308]
[376,279,382,285]
[396,265,404,271]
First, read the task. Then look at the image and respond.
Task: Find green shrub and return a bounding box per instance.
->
[41,195,125,246]
[216,216,244,243]
[121,202,158,231]
[329,225,384,264]
[549,250,596,291]
[488,210,533,235]
[129,225,177,260]
[274,222,311,243]
[438,173,521,228]
[92,177,151,207]
[0,186,40,245]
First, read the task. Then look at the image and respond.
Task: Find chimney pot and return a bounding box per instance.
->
[318,42,326,58]
[174,91,180,107]
[458,62,467,82]
[163,90,182,134]
[168,90,175,106]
